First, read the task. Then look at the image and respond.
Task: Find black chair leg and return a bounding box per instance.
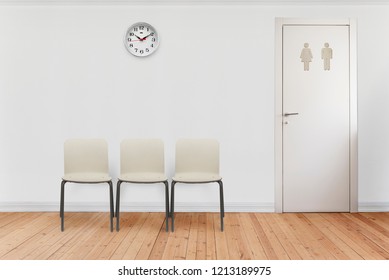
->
[60,180,66,231]
[116,181,121,232]
[164,181,169,232]
[218,180,224,231]
[170,181,176,232]
[108,181,114,232]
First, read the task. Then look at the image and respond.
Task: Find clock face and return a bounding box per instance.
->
[124,22,159,57]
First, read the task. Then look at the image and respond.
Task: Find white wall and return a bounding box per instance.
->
[0,3,389,212]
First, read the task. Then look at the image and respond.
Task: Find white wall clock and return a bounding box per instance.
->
[124,22,159,57]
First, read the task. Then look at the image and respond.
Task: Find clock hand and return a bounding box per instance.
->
[141,33,153,40]
[133,35,147,42]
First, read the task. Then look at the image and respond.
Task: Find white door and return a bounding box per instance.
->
[283,25,350,212]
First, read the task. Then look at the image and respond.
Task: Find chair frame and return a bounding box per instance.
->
[60,139,114,232]
[170,139,224,232]
[115,139,169,232]
[60,179,114,232]
[116,180,169,232]
[170,179,224,232]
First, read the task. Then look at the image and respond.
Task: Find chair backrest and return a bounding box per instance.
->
[175,139,219,175]
[64,139,109,175]
[120,139,165,175]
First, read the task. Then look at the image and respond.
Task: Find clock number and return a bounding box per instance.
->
[150,32,154,36]
[134,48,138,52]
[151,44,154,48]
[146,48,149,52]
[140,26,144,30]
[152,38,156,42]
[133,27,138,32]
[129,32,134,36]
[128,38,132,42]
[140,50,144,54]
[129,44,133,48]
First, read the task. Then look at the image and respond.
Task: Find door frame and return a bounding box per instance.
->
[275,18,358,212]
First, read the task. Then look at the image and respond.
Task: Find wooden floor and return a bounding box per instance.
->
[0,212,388,260]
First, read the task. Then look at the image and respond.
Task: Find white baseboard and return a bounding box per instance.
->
[358,202,389,212]
[1,201,388,212]
[0,201,274,212]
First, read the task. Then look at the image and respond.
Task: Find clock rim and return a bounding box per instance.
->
[123,22,160,57]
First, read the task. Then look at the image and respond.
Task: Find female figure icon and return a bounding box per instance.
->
[300,43,313,71]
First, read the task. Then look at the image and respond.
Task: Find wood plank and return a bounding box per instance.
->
[97,213,152,260]
[247,213,277,259]
[337,213,389,257]
[0,213,52,257]
[61,212,120,260]
[321,213,388,259]
[23,213,93,259]
[0,212,43,240]
[0,213,30,230]
[2,213,59,259]
[303,213,363,260]
[358,213,389,235]
[1,212,389,260]
[316,213,378,260]
[213,213,229,260]
[224,213,251,260]
[233,213,255,260]
[148,220,170,260]
[172,213,191,260]
[195,213,207,259]
[297,214,354,260]
[118,213,154,259]
[109,212,149,260]
[254,213,289,259]
[271,214,312,259]
[161,213,185,259]
[283,213,336,259]
[49,213,107,260]
[205,213,216,260]
[185,213,199,260]
[223,213,242,259]
[135,213,166,260]
[93,213,138,259]
[0,213,13,223]
[262,214,302,260]
[76,219,118,260]
[231,213,262,259]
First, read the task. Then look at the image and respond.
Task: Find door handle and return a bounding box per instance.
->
[284,112,299,116]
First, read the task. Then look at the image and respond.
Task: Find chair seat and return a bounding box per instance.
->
[62,172,111,183]
[173,172,222,183]
[119,172,167,183]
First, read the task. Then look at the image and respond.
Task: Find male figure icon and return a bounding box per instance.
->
[321,42,333,71]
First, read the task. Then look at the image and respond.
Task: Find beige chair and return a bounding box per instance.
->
[60,139,114,232]
[116,139,169,232]
[171,139,224,232]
